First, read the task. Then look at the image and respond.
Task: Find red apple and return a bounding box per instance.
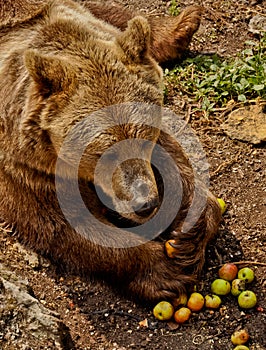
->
[218,263,238,281]
[174,307,191,324]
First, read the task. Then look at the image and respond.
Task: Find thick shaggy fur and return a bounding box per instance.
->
[0,0,221,302]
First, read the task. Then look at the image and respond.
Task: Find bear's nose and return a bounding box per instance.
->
[131,179,159,217]
[133,197,159,217]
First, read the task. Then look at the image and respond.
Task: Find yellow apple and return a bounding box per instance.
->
[187,292,204,312]
[217,198,227,214]
[153,301,174,321]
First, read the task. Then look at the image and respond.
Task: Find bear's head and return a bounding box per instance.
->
[23,16,164,224]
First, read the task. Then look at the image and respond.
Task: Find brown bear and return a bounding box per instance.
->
[0,0,221,302]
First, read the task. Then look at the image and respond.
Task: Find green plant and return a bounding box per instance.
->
[165,34,266,115]
[168,0,180,16]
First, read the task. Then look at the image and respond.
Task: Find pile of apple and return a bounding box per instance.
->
[152,199,258,349]
[153,263,257,349]
[153,263,257,320]
[212,264,257,308]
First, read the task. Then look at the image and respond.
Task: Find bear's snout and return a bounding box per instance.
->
[131,179,159,217]
[106,158,160,223]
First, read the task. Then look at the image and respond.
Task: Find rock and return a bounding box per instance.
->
[222,104,266,144]
[0,264,74,349]
[12,243,40,269]
[249,15,266,34]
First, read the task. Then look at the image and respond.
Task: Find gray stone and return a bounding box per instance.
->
[0,264,74,350]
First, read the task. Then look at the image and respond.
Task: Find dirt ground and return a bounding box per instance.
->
[1,0,265,349]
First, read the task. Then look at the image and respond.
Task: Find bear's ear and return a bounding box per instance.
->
[24,50,76,96]
[116,16,151,64]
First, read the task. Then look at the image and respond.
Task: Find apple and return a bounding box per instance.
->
[238,268,255,283]
[172,293,188,308]
[187,292,205,312]
[231,329,249,345]
[164,239,178,258]
[218,263,238,281]
[179,293,188,306]
[217,198,227,214]
[233,346,250,350]
[153,301,174,321]
[174,307,191,324]
[211,279,231,295]
[205,294,222,309]
[231,279,246,297]
[238,290,257,309]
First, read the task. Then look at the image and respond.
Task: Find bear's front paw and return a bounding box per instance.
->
[127,243,196,302]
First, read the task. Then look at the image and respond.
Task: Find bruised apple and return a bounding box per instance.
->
[231,329,249,345]
[205,294,222,309]
[238,268,255,284]
[231,279,246,297]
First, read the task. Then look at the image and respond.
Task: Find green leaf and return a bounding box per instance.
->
[165,34,266,113]
[245,40,257,46]
[238,94,246,102]
[253,84,265,91]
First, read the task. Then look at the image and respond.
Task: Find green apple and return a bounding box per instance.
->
[238,290,257,309]
[217,198,227,214]
[219,263,238,281]
[205,294,222,309]
[231,279,246,297]
[187,292,205,312]
[238,268,255,283]
[153,301,174,321]
[233,346,250,350]
[231,329,249,345]
[211,279,231,295]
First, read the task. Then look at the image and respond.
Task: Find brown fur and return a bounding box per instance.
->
[80,1,202,63]
[0,0,220,302]
[1,0,202,63]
